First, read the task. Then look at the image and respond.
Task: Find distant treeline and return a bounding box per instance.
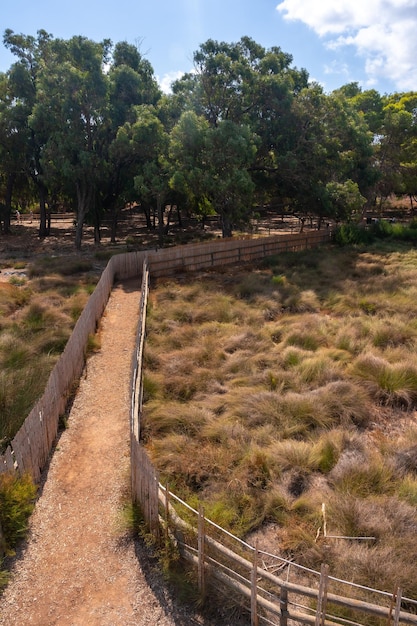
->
[1,30,416,247]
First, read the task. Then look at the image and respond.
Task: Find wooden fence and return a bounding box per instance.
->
[116,229,332,279]
[0,229,331,568]
[0,229,332,482]
[130,255,417,626]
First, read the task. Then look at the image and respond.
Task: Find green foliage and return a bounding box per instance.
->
[0,473,37,551]
[334,223,373,245]
[85,332,101,355]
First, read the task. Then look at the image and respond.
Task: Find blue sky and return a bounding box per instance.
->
[1,0,416,95]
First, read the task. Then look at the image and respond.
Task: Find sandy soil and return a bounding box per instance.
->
[0,279,218,626]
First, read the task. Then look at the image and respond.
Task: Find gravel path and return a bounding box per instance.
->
[0,280,217,626]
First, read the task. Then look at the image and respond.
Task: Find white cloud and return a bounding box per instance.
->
[157,70,185,94]
[276,0,417,90]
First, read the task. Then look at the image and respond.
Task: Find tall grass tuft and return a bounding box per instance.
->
[351,353,417,406]
[330,452,397,498]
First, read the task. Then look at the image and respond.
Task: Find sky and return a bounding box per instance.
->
[0,0,416,95]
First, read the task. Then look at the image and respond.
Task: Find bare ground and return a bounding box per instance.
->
[0,279,220,626]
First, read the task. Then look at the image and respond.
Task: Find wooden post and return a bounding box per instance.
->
[198,506,206,598]
[280,586,288,626]
[393,588,403,626]
[164,483,170,546]
[316,563,329,626]
[251,545,259,626]
[0,518,5,558]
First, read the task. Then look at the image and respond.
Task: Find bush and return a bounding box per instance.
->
[0,472,37,551]
[334,223,373,246]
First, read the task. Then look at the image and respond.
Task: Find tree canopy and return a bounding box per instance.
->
[0,30,415,246]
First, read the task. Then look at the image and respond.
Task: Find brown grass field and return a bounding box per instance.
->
[141,239,417,603]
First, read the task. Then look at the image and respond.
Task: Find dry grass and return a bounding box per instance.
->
[0,256,100,449]
[142,242,417,597]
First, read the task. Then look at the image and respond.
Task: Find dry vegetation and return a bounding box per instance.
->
[142,240,417,601]
[0,254,100,448]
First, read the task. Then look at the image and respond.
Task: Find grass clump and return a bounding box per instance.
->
[330,452,396,498]
[351,353,417,406]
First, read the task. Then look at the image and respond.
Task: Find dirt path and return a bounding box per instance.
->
[0,280,213,626]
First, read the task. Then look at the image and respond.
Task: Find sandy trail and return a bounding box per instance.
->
[0,280,210,626]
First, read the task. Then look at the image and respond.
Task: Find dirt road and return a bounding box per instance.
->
[0,280,214,626]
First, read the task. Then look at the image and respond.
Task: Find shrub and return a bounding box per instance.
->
[334,223,373,246]
[0,472,37,551]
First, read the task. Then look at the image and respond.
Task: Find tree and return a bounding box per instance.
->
[2,29,53,237]
[169,111,257,237]
[270,84,375,226]
[101,43,162,241]
[323,180,366,223]
[374,92,417,212]
[31,35,111,249]
[127,105,170,242]
[0,70,24,233]
[172,37,308,226]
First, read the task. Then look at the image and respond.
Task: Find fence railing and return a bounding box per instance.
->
[119,229,332,279]
[130,253,417,626]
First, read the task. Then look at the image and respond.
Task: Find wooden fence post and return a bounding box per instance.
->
[251,545,259,626]
[0,518,5,558]
[316,563,329,626]
[279,586,288,626]
[164,483,170,546]
[198,506,206,598]
[393,587,403,626]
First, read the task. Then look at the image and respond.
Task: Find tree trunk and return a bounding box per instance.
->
[176,205,182,227]
[110,205,119,243]
[164,204,174,235]
[142,205,152,229]
[75,181,93,250]
[221,213,233,238]
[38,182,49,238]
[3,173,15,234]
[157,194,164,245]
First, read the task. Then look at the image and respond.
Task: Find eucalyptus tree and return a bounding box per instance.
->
[2,29,52,236]
[169,110,257,237]
[276,84,375,226]
[375,92,417,211]
[128,105,170,242]
[338,83,384,135]
[171,37,313,219]
[0,70,25,233]
[102,42,162,241]
[30,35,111,249]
